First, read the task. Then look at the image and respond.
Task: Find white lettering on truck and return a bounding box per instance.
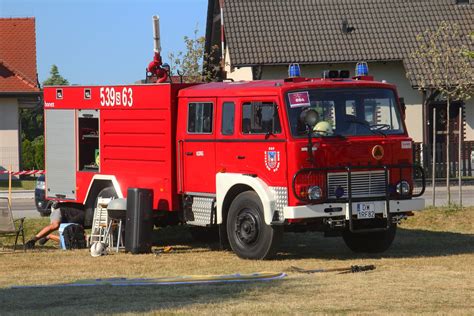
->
[100,87,133,107]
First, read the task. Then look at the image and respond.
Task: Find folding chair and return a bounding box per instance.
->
[89,197,114,247]
[0,197,25,251]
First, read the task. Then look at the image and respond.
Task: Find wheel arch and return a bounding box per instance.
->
[84,175,123,208]
[83,175,123,227]
[216,173,276,225]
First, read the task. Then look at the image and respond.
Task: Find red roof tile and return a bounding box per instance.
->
[0,18,39,93]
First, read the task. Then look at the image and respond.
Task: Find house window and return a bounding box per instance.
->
[242,101,281,134]
[456,0,470,4]
[221,102,235,135]
[187,102,213,134]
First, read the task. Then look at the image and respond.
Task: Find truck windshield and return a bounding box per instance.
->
[285,88,405,137]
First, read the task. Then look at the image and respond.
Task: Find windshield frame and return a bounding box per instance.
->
[284,87,406,139]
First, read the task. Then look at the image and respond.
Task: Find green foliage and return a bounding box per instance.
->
[20,107,43,141]
[168,26,219,83]
[21,139,34,170]
[33,136,45,169]
[464,31,474,59]
[42,65,69,86]
[21,136,44,170]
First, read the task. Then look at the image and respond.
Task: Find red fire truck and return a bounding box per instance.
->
[43,68,425,259]
[42,17,424,259]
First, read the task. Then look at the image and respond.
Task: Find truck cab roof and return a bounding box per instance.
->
[178,77,397,98]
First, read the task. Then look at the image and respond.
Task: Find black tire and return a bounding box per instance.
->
[189,226,219,243]
[60,205,85,225]
[227,191,283,260]
[39,210,51,217]
[342,224,397,253]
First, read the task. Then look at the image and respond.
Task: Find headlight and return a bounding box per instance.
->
[396,181,410,195]
[36,181,45,190]
[308,186,322,200]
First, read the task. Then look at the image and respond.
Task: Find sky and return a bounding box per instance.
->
[0,0,208,85]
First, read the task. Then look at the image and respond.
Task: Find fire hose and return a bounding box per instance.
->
[289,265,376,274]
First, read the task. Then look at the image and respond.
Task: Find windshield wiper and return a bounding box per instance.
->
[311,132,346,139]
[265,131,275,139]
[347,119,387,137]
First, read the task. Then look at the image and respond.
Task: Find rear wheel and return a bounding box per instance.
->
[227,191,283,260]
[39,210,51,217]
[96,187,118,202]
[84,186,118,228]
[342,224,397,253]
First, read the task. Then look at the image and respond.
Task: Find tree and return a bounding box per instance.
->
[410,22,474,205]
[42,65,69,86]
[167,26,219,83]
[464,31,474,59]
[20,65,69,170]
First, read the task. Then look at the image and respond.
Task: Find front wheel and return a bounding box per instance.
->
[227,191,283,260]
[342,224,397,253]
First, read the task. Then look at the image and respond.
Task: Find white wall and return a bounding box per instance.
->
[225,50,253,81]
[0,98,20,178]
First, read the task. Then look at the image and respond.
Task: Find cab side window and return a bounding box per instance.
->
[221,102,235,135]
[188,102,213,134]
[242,101,281,134]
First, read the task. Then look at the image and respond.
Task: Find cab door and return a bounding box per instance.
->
[216,98,238,173]
[216,97,287,187]
[181,98,216,194]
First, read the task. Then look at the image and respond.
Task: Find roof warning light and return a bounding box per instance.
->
[288,63,301,78]
[355,62,369,76]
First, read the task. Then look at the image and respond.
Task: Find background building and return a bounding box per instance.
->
[206,0,474,176]
[0,18,41,178]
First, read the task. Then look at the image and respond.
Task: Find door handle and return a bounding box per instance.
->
[237,155,246,160]
[185,152,193,156]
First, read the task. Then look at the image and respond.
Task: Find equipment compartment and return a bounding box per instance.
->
[78,110,100,172]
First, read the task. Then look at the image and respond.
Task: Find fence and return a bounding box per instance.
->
[414,141,474,179]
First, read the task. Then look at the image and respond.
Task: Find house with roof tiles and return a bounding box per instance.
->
[0,18,41,176]
[205,0,474,173]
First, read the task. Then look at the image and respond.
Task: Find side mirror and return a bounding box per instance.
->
[299,108,320,129]
[399,97,406,120]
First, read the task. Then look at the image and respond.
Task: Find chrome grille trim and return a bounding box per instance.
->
[327,170,387,199]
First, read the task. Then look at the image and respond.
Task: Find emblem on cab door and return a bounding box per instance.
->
[372,145,384,160]
[265,147,280,172]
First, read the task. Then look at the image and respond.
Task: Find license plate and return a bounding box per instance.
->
[356,203,375,219]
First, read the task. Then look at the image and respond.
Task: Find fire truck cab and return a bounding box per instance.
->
[43,71,425,259]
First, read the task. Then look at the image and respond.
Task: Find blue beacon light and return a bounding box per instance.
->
[288,63,301,78]
[355,62,369,76]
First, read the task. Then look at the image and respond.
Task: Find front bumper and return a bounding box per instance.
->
[283,198,425,220]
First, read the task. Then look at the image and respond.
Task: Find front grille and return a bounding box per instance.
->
[327,170,387,199]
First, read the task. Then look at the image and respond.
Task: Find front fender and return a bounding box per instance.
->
[216,173,286,225]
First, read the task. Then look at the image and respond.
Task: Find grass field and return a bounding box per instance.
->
[0,207,473,315]
[0,179,36,191]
